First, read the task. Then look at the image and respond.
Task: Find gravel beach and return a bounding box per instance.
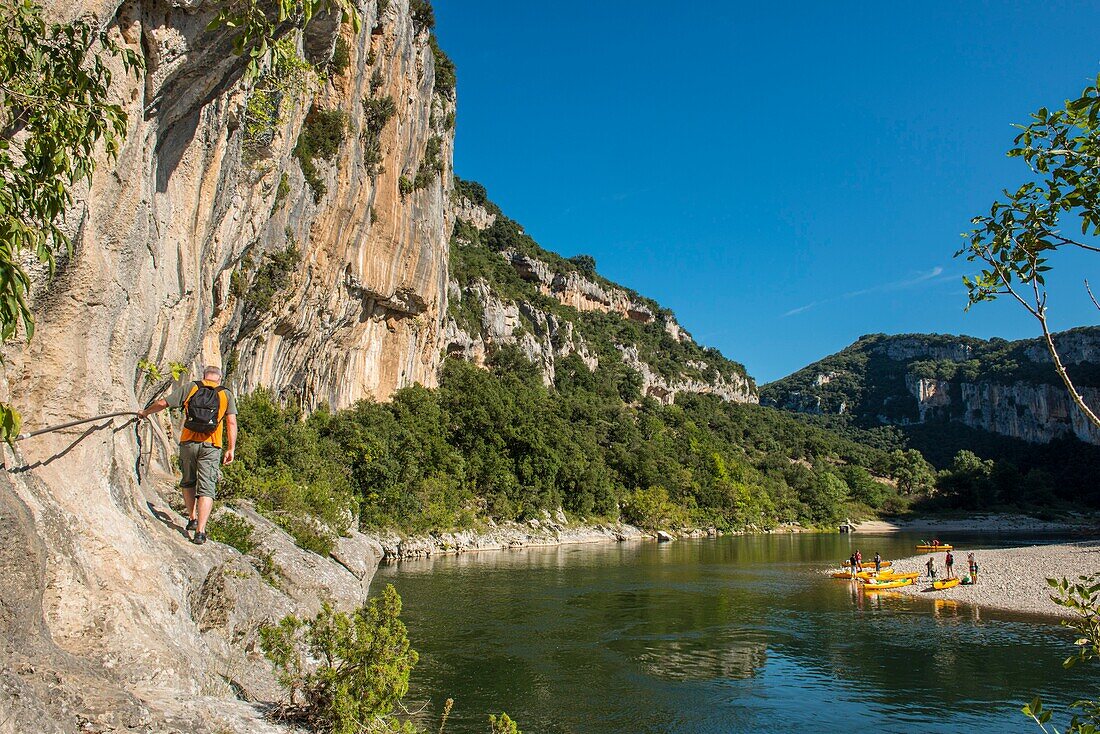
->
[873,541,1100,618]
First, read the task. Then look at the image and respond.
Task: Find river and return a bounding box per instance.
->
[373,531,1093,733]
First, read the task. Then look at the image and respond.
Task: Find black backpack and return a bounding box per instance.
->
[184,381,227,433]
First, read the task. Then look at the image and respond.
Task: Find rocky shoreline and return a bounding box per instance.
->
[873,541,1100,618]
[364,511,818,561]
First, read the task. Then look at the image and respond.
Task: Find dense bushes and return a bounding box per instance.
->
[260,584,521,733]
[228,348,914,541]
[222,389,357,555]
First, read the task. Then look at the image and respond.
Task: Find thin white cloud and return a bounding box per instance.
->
[783,266,946,317]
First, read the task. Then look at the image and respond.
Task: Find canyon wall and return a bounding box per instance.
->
[0,1,449,730]
[763,330,1100,446]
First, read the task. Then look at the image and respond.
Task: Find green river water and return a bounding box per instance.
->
[373,532,1095,733]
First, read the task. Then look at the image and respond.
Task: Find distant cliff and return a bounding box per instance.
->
[443,180,757,405]
[761,329,1100,445]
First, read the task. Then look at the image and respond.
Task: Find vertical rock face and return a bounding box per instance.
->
[1,1,448,730]
[29,0,453,415]
[764,330,1100,446]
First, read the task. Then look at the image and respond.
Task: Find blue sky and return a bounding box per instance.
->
[434,1,1100,383]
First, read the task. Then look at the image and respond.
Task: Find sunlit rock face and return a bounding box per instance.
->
[1,1,443,730]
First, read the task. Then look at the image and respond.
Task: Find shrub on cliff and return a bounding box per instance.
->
[261,585,419,733]
[295,107,350,201]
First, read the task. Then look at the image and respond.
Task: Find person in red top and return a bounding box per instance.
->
[140,366,237,545]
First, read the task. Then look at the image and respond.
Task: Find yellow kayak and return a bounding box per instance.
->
[878,571,919,581]
[832,571,856,579]
[844,560,891,568]
[863,578,914,590]
[933,578,961,590]
[916,544,953,551]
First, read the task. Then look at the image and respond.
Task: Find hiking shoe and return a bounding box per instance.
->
[192,531,207,545]
[186,518,198,533]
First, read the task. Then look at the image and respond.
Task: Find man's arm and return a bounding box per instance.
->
[138,399,169,419]
[223,414,237,464]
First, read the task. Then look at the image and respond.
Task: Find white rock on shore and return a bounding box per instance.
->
[366,521,647,560]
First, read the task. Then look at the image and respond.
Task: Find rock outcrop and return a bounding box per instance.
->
[446,195,758,403]
[763,330,1100,445]
[0,1,447,730]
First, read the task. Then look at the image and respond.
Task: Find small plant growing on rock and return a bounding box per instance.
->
[260,585,419,734]
[489,713,522,734]
[206,512,257,555]
[294,107,350,201]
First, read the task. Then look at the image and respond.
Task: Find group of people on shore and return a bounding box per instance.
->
[846,546,980,585]
[925,551,979,584]
[848,549,883,573]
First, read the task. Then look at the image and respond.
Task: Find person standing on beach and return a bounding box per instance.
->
[855,549,863,572]
[967,552,978,584]
[874,552,882,574]
[945,551,955,579]
[926,556,936,581]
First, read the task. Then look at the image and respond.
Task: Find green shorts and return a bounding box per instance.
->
[179,442,222,499]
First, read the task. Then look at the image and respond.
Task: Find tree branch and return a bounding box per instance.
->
[1087,279,1100,312]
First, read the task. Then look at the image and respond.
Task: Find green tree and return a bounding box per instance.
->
[890,449,936,495]
[960,75,1100,431]
[0,0,142,441]
[489,713,522,734]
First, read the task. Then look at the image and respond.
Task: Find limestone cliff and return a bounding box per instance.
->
[0,1,450,730]
[445,188,758,405]
[762,329,1100,446]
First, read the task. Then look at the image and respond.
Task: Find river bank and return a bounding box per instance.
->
[853,512,1098,534]
[877,541,1100,618]
[365,517,817,561]
[366,518,648,560]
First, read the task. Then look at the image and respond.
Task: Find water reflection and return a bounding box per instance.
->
[375,532,1090,734]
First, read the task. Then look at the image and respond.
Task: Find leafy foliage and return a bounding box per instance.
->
[488,713,522,734]
[240,237,301,320]
[295,107,349,201]
[428,34,455,96]
[959,75,1100,431]
[207,511,258,554]
[222,389,356,555]
[362,94,396,176]
[0,0,142,441]
[243,36,312,156]
[260,585,419,734]
[231,350,911,535]
[1022,573,1100,733]
[409,0,435,33]
[206,0,360,81]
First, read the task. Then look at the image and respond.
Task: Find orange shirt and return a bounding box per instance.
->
[175,380,235,448]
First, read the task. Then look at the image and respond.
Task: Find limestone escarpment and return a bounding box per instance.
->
[445,191,758,404]
[0,1,447,730]
[763,329,1100,445]
[906,375,1100,445]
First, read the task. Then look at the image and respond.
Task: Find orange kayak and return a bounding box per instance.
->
[863,578,914,591]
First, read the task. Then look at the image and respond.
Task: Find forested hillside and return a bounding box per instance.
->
[761,331,1100,509]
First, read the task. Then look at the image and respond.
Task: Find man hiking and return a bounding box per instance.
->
[139,366,237,545]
